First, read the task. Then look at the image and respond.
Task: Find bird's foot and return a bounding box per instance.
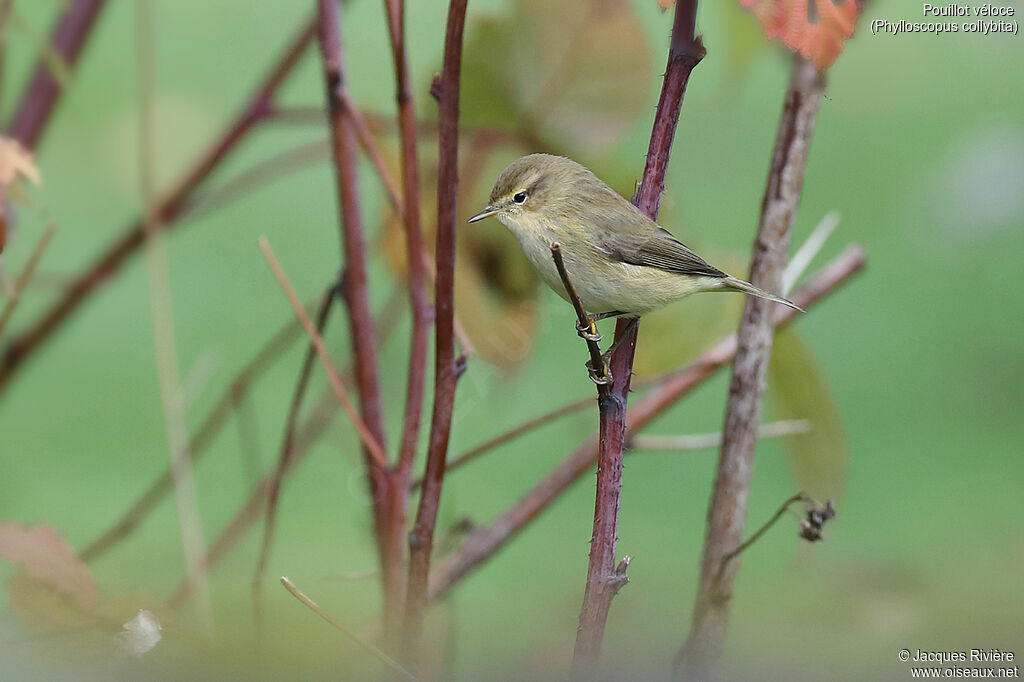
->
[586,359,612,386]
[576,317,602,343]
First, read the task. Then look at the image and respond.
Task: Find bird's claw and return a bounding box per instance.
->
[586,360,612,386]
[576,317,602,343]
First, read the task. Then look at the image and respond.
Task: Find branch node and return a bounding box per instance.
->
[429,75,442,102]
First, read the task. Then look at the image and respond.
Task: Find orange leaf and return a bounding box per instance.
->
[659,0,675,10]
[0,522,100,611]
[742,0,861,71]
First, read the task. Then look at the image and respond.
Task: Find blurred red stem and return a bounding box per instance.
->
[678,55,826,679]
[316,0,400,629]
[402,0,467,663]
[6,0,107,149]
[427,246,865,601]
[0,14,318,393]
[572,1,704,672]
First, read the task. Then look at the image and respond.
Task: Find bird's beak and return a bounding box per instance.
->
[467,206,500,223]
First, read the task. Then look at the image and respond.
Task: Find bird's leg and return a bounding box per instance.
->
[600,317,639,364]
[575,310,626,342]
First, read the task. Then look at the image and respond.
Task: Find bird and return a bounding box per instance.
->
[467,153,800,328]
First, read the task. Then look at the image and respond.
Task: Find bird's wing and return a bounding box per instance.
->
[595,222,726,278]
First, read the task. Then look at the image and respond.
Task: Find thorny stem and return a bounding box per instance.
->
[572,1,704,673]
[427,247,865,602]
[678,55,827,680]
[402,0,468,664]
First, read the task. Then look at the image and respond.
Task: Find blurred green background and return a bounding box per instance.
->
[1,0,1022,680]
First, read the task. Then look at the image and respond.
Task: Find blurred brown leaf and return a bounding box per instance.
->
[460,0,651,152]
[0,521,100,611]
[0,135,41,254]
[768,328,845,499]
[741,0,861,71]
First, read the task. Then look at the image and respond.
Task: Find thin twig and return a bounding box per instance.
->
[550,243,610,386]
[0,13,317,392]
[782,211,839,295]
[166,285,410,607]
[280,577,419,681]
[427,247,865,601]
[6,0,107,149]
[79,315,302,562]
[719,493,809,566]
[572,1,704,672]
[410,396,594,490]
[629,419,811,452]
[137,0,211,632]
[0,224,55,336]
[402,0,468,663]
[252,281,339,600]
[259,237,388,470]
[679,55,828,679]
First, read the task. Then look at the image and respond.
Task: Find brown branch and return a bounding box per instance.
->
[316,0,401,628]
[379,0,433,641]
[411,395,595,490]
[427,246,865,601]
[252,281,339,599]
[678,55,826,679]
[572,1,704,672]
[402,0,467,663]
[384,0,431,480]
[6,0,107,149]
[0,14,317,392]
[259,237,388,468]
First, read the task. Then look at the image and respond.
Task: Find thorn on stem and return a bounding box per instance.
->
[429,75,442,102]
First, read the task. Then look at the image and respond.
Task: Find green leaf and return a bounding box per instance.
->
[768,328,845,499]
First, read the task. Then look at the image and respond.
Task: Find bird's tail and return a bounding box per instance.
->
[721,276,804,312]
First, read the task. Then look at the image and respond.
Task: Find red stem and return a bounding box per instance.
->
[0,15,317,392]
[401,0,468,663]
[678,55,827,679]
[427,246,865,601]
[5,0,107,149]
[382,0,432,638]
[316,0,400,628]
[572,1,704,672]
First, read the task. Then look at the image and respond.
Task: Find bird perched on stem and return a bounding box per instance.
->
[469,154,800,328]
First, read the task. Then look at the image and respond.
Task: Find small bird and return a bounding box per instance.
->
[468,154,799,325]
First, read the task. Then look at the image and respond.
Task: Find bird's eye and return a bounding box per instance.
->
[513,191,527,205]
